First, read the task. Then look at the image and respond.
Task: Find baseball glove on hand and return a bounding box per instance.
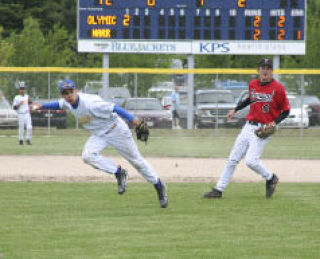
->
[135,121,149,143]
[255,124,276,139]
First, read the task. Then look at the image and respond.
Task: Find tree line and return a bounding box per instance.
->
[0,0,319,98]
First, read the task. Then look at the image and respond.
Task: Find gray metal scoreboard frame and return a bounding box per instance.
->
[77,0,306,55]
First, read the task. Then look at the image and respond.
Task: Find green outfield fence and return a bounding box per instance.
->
[0,67,320,132]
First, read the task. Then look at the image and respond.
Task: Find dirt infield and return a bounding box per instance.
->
[1,156,319,183]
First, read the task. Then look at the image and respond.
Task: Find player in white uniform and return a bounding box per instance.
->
[171,85,181,129]
[32,79,168,208]
[12,82,32,145]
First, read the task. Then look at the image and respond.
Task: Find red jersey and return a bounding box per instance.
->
[246,79,290,124]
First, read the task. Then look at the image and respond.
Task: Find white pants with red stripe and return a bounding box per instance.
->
[81,119,159,184]
[18,113,32,141]
[215,121,273,192]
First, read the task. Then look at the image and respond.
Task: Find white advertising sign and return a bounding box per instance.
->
[78,40,305,55]
[192,41,306,55]
[78,40,190,54]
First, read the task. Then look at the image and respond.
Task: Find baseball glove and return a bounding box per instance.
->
[135,121,149,143]
[255,124,276,139]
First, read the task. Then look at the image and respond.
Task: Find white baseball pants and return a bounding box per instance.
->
[82,120,159,184]
[18,113,32,141]
[216,121,273,192]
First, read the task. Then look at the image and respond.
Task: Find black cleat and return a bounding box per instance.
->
[203,188,222,199]
[19,140,23,145]
[266,174,279,198]
[26,140,32,145]
[154,180,168,208]
[115,168,128,194]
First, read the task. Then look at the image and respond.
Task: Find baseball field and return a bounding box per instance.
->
[0,128,319,258]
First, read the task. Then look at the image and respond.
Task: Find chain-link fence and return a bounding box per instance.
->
[0,67,319,132]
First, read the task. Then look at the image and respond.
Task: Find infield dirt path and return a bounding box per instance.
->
[1,156,319,183]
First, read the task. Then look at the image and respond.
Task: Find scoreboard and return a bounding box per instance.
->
[77,0,306,55]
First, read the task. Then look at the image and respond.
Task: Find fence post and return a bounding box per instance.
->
[299,74,305,138]
[187,54,194,129]
[273,55,280,81]
[134,73,138,98]
[102,54,109,91]
[47,72,51,136]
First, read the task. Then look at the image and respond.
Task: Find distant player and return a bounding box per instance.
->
[32,79,168,208]
[171,85,181,129]
[203,58,290,199]
[13,82,33,145]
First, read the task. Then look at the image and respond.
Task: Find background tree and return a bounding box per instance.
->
[0,27,14,66]
[281,1,320,96]
[0,0,319,97]
[0,1,24,37]
[0,27,14,98]
[8,17,45,67]
[0,0,76,36]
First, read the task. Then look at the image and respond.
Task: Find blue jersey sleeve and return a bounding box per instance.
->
[42,102,61,110]
[113,105,134,122]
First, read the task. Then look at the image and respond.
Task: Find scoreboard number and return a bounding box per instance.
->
[278,16,286,27]
[238,0,246,8]
[278,29,285,40]
[296,30,301,40]
[196,0,204,7]
[98,0,113,6]
[254,16,261,27]
[254,29,261,40]
[123,14,130,26]
[147,0,156,7]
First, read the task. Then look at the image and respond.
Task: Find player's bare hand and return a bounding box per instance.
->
[132,118,141,126]
[266,121,276,129]
[227,109,236,121]
[29,103,42,111]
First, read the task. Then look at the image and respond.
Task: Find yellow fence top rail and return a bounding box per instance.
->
[0,67,320,75]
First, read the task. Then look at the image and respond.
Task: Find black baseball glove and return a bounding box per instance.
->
[135,121,149,143]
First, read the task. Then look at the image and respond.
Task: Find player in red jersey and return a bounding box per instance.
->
[203,58,290,199]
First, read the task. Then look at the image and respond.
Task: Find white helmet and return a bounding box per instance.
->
[18,81,26,89]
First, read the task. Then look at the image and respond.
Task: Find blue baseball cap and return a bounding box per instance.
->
[59,79,76,93]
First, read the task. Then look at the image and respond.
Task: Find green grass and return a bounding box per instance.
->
[0,128,320,159]
[0,182,319,259]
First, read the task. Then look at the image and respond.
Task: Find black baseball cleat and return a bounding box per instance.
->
[154,180,168,208]
[203,188,222,199]
[266,174,279,198]
[115,168,128,194]
[19,140,23,145]
[26,140,32,145]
